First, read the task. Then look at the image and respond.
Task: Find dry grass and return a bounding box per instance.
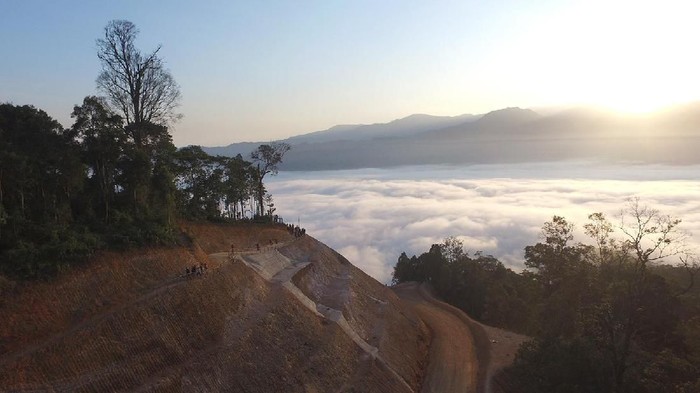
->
[287,236,430,391]
[0,222,429,392]
[179,220,292,254]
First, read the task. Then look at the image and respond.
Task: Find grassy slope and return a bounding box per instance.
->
[0,222,429,392]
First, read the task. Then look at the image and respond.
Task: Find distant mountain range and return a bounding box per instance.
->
[202,105,700,170]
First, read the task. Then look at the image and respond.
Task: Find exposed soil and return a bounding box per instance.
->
[394,282,478,393]
[393,282,528,393]
[479,324,528,393]
[287,237,431,390]
[0,223,431,392]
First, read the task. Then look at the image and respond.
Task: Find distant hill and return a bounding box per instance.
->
[201,113,476,159]
[286,113,478,144]
[202,104,700,170]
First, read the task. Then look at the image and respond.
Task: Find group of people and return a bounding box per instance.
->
[224,225,306,264]
[184,262,208,277]
[286,224,306,238]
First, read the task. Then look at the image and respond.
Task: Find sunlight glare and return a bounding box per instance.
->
[496,0,700,114]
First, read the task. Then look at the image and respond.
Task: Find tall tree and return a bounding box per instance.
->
[96,20,180,220]
[586,200,690,392]
[222,154,253,219]
[250,142,290,217]
[97,20,181,153]
[71,96,125,223]
[96,20,181,133]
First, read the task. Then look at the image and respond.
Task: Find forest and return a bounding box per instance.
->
[0,20,289,280]
[392,201,700,392]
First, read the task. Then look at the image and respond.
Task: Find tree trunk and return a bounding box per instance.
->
[257,181,264,217]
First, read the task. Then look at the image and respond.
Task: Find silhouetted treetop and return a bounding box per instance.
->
[96,20,181,126]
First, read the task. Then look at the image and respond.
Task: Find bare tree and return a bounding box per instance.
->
[618,197,688,270]
[250,142,290,217]
[585,199,692,392]
[96,20,181,131]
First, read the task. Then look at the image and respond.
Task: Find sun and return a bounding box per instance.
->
[509,0,700,115]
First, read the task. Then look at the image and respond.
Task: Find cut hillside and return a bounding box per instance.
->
[0,222,430,392]
[283,236,430,388]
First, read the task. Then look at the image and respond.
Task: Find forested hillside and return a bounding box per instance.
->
[393,200,700,392]
[0,20,289,280]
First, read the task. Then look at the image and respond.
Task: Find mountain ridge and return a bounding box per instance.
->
[201,104,700,170]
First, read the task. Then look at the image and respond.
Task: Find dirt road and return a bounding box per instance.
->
[394,282,478,393]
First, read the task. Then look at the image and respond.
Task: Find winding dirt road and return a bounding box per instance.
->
[394,282,478,393]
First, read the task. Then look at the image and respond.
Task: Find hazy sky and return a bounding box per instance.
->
[3,0,700,146]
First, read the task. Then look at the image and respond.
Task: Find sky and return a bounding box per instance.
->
[3,0,700,146]
[268,164,700,283]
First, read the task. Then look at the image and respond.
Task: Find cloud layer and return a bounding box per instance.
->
[268,164,700,283]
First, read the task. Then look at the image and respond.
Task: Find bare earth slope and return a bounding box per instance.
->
[393,282,478,393]
[393,282,527,393]
[0,223,430,392]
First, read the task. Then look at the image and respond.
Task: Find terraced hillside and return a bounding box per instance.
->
[0,222,430,392]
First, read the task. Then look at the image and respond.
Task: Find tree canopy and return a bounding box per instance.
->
[97,20,181,127]
[0,21,288,280]
[392,201,700,392]
[250,142,290,216]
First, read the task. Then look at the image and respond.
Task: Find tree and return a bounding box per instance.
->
[618,197,688,270]
[440,236,466,263]
[222,154,253,219]
[96,21,180,222]
[71,96,125,223]
[511,203,694,392]
[96,20,181,133]
[250,142,290,217]
[585,200,690,392]
[584,212,617,266]
[0,104,89,278]
[173,146,227,218]
[524,215,590,296]
[391,237,537,331]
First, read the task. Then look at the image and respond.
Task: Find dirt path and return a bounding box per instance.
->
[477,323,527,393]
[394,282,478,393]
[0,240,295,369]
[394,282,528,393]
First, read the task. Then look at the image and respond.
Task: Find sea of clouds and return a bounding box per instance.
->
[267,163,700,283]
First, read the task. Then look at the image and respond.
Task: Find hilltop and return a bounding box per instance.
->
[0,222,434,392]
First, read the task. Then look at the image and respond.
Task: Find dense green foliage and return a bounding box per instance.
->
[0,103,286,280]
[0,21,288,280]
[393,241,538,330]
[393,201,700,392]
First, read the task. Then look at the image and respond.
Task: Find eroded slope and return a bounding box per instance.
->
[0,223,430,392]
